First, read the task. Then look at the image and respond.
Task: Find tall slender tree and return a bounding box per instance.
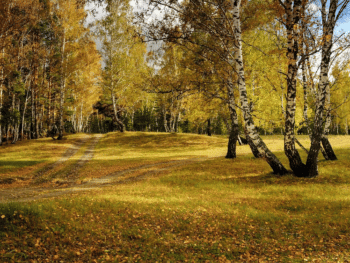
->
[98,0,149,132]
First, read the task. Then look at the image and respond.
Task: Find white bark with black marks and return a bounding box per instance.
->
[321,82,337,160]
[306,0,340,177]
[283,0,307,176]
[232,0,288,175]
[58,29,66,140]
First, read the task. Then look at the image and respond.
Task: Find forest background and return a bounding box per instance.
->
[1,0,350,178]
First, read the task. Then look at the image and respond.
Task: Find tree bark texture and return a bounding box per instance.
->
[58,30,66,140]
[207,119,212,136]
[111,92,125,132]
[225,84,238,159]
[306,0,338,177]
[283,0,307,176]
[232,0,288,175]
[302,51,329,160]
[321,83,337,160]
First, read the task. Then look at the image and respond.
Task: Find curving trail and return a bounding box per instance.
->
[59,134,103,180]
[0,157,219,204]
[0,133,223,203]
[86,157,208,186]
[33,135,90,179]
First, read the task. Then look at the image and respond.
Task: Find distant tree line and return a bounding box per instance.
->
[0,0,100,144]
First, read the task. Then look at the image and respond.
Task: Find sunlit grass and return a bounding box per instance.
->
[0,134,89,180]
[1,132,350,261]
[78,132,228,181]
[96,131,228,158]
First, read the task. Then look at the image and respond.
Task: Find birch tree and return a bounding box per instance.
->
[278,0,348,177]
[53,0,88,139]
[137,0,289,174]
[98,0,148,132]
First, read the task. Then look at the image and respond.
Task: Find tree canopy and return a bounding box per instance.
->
[2,0,350,178]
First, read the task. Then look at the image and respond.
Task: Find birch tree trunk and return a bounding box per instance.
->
[30,75,35,139]
[111,92,125,132]
[232,0,288,175]
[163,105,169,132]
[34,84,39,138]
[306,0,338,177]
[301,60,310,134]
[302,54,329,159]
[346,118,348,135]
[321,84,337,160]
[301,22,329,160]
[58,80,65,140]
[78,101,84,132]
[225,84,239,159]
[283,0,307,176]
[58,30,66,140]
[21,94,29,140]
[12,99,20,144]
[47,77,51,136]
[176,111,181,133]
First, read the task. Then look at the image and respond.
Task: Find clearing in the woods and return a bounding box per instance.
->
[1,132,350,262]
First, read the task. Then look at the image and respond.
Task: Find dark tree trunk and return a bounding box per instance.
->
[225,114,239,159]
[225,82,239,158]
[321,137,337,160]
[306,130,322,177]
[226,128,237,159]
[207,118,211,136]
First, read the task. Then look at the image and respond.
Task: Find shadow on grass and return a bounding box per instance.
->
[0,160,42,169]
[0,203,43,234]
[216,168,350,187]
[169,147,350,187]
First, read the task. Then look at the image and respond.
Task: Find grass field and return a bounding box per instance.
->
[1,132,350,262]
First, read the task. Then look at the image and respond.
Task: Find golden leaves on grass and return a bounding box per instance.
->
[1,204,350,262]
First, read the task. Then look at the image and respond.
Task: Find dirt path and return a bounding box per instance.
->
[33,134,91,179]
[0,135,91,185]
[58,134,103,180]
[0,133,223,203]
[0,155,219,204]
